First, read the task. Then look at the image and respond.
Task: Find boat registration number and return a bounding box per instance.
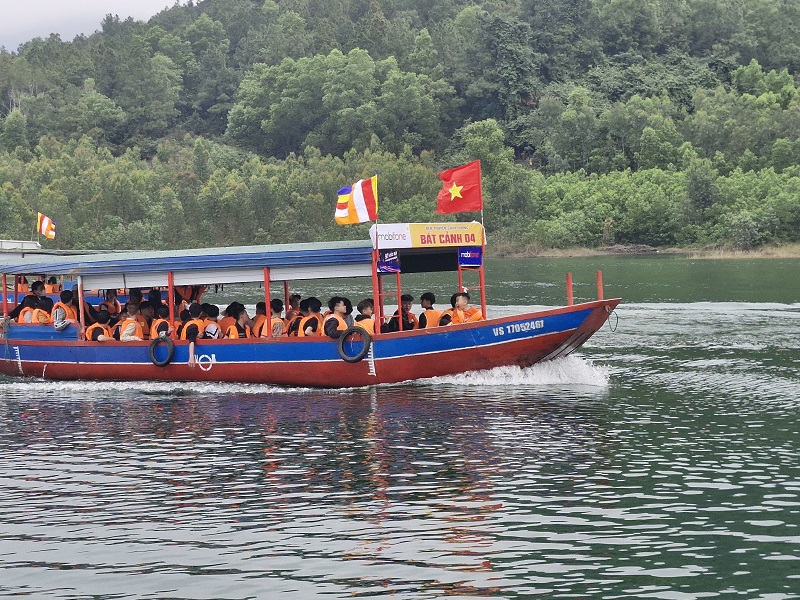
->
[492,319,544,336]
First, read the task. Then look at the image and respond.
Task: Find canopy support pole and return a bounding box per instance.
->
[167,272,175,339]
[370,248,382,336]
[283,280,290,316]
[2,274,8,319]
[263,267,271,308]
[77,276,86,340]
[395,271,403,331]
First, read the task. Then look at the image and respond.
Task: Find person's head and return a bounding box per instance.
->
[139,301,154,319]
[224,302,242,317]
[270,298,284,315]
[179,309,190,323]
[156,306,170,319]
[60,290,73,305]
[148,288,162,305]
[37,297,53,313]
[128,288,143,303]
[96,309,111,325]
[455,292,470,310]
[255,301,267,315]
[357,298,374,316]
[47,276,57,285]
[420,292,436,309]
[298,298,310,315]
[31,281,46,296]
[328,296,347,314]
[449,293,458,308]
[289,294,301,309]
[227,304,247,322]
[205,304,219,319]
[22,295,38,309]
[189,303,203,319]
[104,289,117,301]
[343,297,353,315]
[307,297,322,314]
[125,301,140,316]
[400,293,414,312]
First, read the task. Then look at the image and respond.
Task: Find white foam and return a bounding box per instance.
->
[423,355,610,387]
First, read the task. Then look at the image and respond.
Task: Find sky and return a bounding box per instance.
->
[1,0,181,51]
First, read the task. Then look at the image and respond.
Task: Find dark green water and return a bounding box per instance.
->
[1,255,798,599]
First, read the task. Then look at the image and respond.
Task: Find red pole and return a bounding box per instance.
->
[371,248,381,337]
[596,270,604,300]
[2,274,8,318]
[395,271,403,331]
[77,276,86,340]
[283,280,290,315]
[263,267,270,308]
[566,272,574,306]
[167,272,175,339]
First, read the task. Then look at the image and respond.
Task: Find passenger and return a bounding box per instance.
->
[8,281,46,320]
[128,288,143,306]
[117,304,145,341]
[16,295,38,323]
[85,310,114,342]
[298,297,323,337]
[323,297,350,339]
[285,298,308,337]
[354,299,375,334]
[343,297,355,327]
[285,294,302,321]
[16,276,29,293]
[137,301,154,339]
[263,298,285,338]
[150,306,172,339]
[202,304,222,339]
[450,292,484,324]
[216,302,241,337]
[69,285,98,325]
[32,297,54,324]
[174,309,191,338]
[180,303,206,342]
[418,292,443,329]
[383,294,418,333]
[225,304,252,339]
[148,287,165,307]
[251,301,268,337]
[438,294,457,326]
[99,289,122,323]
[52,290,78,331]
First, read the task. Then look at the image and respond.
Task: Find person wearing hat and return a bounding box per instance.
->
[383,293,418,333]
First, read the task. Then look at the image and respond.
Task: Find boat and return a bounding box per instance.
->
[0,223,620,387]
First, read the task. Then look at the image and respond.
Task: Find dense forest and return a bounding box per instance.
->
[2,0,800,251]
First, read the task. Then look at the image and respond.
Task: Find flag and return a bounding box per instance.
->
[335,176,378,225]
[436,160,483,214]
[37,212,55,239]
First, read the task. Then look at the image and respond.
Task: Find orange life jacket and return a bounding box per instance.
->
[285,314,302,337]
[17,307,35,323]
[451,307,483,325]
[85,323,112,341]
[422,309,443,329]
[260,315,284,338]
[226,323,252,339]
[285,308,300,321]
[298,314,323,337]
[52,301,77,321]
[99,299,122,316]
[354,317,375,335]
[251,314,268,337]
[217,316,235,336]
[45,283,61,294]
[118,318,144,340]
[324,313,348,337]
[32,308,52,324]
[439,308,455,325]
[180,318,206,340]
[150,318,171,339]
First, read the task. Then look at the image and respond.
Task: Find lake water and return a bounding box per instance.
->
[1,255,799,599]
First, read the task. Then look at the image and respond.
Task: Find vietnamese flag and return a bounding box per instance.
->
[436,160,483,214]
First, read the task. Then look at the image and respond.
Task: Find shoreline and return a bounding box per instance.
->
[489,243,800,259]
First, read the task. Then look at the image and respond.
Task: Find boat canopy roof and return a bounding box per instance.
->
[0,240,374,289]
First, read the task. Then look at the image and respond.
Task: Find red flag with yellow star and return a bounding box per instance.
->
[436,160,483,214]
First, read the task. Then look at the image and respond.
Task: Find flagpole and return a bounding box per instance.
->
[371,171,383,332]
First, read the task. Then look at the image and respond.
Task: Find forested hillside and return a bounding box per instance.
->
[2,0,799,251]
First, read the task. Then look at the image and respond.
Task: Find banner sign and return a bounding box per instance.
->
[370,222,484,249]
[377,250,401,273]
[458,246,483,267]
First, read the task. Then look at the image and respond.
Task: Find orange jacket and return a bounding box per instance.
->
[85,323,112,341]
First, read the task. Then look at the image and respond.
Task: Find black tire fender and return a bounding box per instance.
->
[337,326,372,363]
[148,336,175,367]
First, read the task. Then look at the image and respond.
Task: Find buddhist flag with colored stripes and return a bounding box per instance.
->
[335,176,378,225]
[37,212,56,239]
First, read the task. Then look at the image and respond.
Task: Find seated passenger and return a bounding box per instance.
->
[8,281,46,320]
[285,294,301,321]
[86,310,114,342]
[262,298,284,338]
[285,299,308,337]
[298,297,323,337]
[71,285,98,325]
[174,309,191,338]
[224,305,251,339]
[119,304,145,341]
[354,298,375,334]
[202,304,222,339]
[217,302,242,337]
[180,303,206,342]
[16,295,38,323]
[45,276,61,294]
[323,296,349,339]
[137,301,154,339]
[251,302,268,337]
[343,297,355,327]
[438,294,458,326]
[450,292,484,324]
[150,306,172,339]
[148,287,165,307]
[32,297,54,324]
[52,290,78,331]
[418,292,442,329]
[99,289,122,323]
[383,294,418,333]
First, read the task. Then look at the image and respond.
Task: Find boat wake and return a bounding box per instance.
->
[422,355,610,387]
